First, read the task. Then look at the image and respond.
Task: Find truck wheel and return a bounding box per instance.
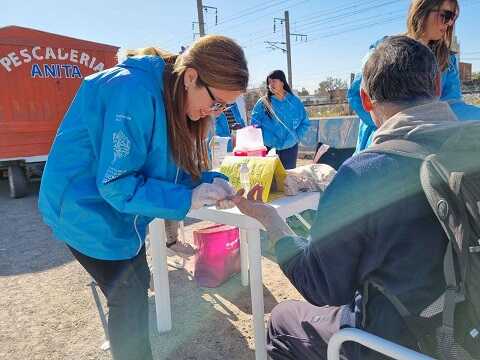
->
[8,164,28,198]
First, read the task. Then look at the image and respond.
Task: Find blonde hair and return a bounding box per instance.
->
[126,36,249,178]
[406,0,459,71]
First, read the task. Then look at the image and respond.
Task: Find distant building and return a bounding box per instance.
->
[299,95,330,106]
[452,34,460,53]
[459,62,473,82]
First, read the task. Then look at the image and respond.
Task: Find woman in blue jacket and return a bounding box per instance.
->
[349,0,480,152]
[38,35,248,360]
[214,102,246,152]
[251,70,310,169]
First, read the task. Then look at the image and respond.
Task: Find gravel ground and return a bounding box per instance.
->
[0,178,303,360]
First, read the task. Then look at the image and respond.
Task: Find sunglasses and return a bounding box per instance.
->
[432,9,457,25]
[203,84,233,113]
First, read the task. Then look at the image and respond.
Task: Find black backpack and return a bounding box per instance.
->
[364,121,480,359]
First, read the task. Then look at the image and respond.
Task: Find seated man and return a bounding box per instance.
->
[232,36,453,359]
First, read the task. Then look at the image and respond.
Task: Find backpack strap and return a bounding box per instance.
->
[361,279,413,329]
[361,278,441,354]
[364,139,430,161]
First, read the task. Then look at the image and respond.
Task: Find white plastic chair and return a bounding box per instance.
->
[327,328,435,360]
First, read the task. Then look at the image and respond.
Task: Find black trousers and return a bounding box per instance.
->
[267,300,356,360]
[68,245,153,360]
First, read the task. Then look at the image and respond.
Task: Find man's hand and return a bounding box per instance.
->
[231,185,276,225]
[231,184,294,244]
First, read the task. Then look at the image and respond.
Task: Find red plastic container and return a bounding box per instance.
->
[233,147,268,157]
[193,224,241,288]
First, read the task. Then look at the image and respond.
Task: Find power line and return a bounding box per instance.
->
[290,0,405,24]
[297,0,403,29]
[213,0,310,35]
[248,12,403,59]
[244,0,403,53]
[304,15,404,44]
[247,6,403,57]
[161,0,302,51]
[214,0,290,27]
[298,9,405,37]
[298,4,404,33]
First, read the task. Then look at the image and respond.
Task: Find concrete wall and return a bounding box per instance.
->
[299,116,360,151]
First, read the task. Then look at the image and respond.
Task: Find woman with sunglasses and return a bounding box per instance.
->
[349,0,480,152]
[251,69,311,169]
[38,35,248,360]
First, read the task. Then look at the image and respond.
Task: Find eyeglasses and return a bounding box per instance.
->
[202,81,233,113]
[432,9,457,25]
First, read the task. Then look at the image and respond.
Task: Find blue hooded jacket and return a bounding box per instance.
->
[348,38,479,152]
[250,92,310,150]
[39,56,225,260]
[214,103,246,152]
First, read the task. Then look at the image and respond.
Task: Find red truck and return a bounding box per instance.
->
[0,26,118,197]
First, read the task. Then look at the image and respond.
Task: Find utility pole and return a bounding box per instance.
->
[195,1,218,38]
[266,11,307,89]
[196,0,206,36]
[285,11,293,88]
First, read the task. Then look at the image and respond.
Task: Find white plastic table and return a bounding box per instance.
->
[149,191,320,360]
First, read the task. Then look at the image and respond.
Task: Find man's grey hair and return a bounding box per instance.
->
[361,35,439,104]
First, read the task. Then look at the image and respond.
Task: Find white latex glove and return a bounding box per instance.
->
[191,182,229,210]
[216,198,236,210]
[213,178,236,210]
[212,178,235,197]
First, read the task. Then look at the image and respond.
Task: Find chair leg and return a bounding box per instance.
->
[89,281,111,351]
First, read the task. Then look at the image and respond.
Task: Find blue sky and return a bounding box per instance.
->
[4,0,480,92]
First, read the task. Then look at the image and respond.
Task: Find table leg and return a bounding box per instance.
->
[240,229,249,286]
[247,229,268,360]
[149,219,172,333]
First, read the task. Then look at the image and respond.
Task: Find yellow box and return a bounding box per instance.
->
[219,156,287,202]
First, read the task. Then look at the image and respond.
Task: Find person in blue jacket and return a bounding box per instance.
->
[349,0,480,152]
[214,102,246,152]
[38,35,248,360]
[251,70,310,169]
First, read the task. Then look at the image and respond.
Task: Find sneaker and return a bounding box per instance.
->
[167,240,196,258]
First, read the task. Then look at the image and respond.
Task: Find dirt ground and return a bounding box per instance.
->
[0,178,305,360]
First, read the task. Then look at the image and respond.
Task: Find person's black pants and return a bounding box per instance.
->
[267,300,356,360]
[269,144,299,170]
[68,245,153,360]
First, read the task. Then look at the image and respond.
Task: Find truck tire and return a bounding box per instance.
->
[8,164,28,198]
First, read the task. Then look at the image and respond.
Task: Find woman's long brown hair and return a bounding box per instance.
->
[125,35,248,179]
[406,0,459,71]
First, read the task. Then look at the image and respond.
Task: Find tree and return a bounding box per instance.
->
[314,77,347,97]
[472,72,480,81]
[297,87,310,96]
[244,83,265,123]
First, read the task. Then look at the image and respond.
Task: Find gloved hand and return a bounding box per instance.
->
[212,178,236,210]
[212,178,235,196]
[191,182,230,210]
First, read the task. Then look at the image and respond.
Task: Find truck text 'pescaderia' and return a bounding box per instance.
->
[0,26,118,198]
